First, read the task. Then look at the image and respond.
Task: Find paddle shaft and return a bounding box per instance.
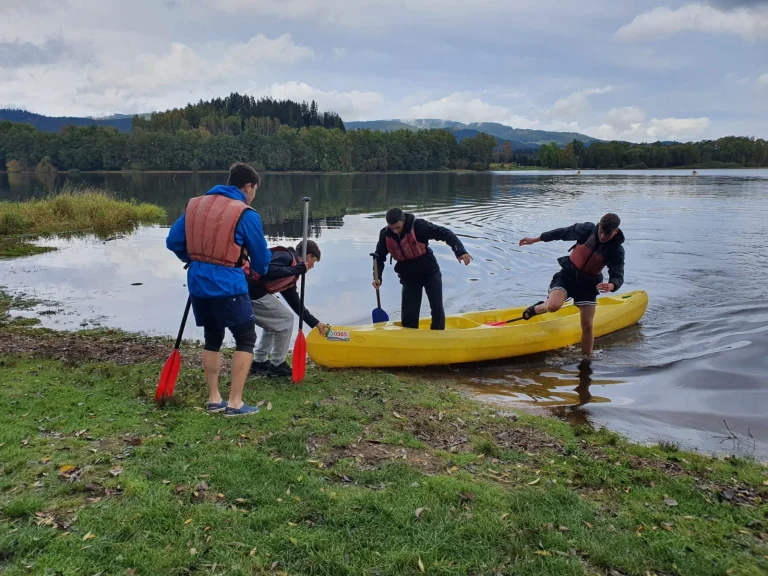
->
[297,197,310,331]
[173,297,192,348]
[372,257,382,308]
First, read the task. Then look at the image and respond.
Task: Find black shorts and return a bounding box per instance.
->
[191,294,257,353]
[549,270,598,306]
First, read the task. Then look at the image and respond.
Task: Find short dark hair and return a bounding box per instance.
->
[295,239,321,261]
[227,162,260,190]
[600,213,620,233]
[385,207,404,225]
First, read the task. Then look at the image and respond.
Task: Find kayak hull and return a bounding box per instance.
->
[306,290,648,369]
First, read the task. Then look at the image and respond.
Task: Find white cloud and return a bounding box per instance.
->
[605,106,646,131]
[586,107,709,142]
[758,73,768,85]
[617,4,768,41]
[87,34,313,97]
[646,117,711,140]
[549,86,612,117]
[252,81,385,120]
[332,47,347,60]
[400,92,542,128]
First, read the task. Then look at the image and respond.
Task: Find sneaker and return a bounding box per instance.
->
[207,400,228,414]
[249,360,269,376]
[267,361,292,378]
[223,403,260,418]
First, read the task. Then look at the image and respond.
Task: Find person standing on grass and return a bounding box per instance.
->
[518,213,625,357]
[166,162,271,417]
[246,239,330,378]
[372,207,472,330]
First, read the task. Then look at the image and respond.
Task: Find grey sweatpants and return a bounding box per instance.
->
[252,294,294,365]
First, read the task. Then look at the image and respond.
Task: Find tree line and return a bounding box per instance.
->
[0,121,498,172]
[131,93,345,135]
[535,137,768,169]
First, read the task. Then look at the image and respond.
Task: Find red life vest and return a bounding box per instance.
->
[185,194,252,267]
[385,225,427,262]
[569,226,609,276]
[243,246,300,294]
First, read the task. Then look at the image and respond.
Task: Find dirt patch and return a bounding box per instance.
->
[328,440,444,474]
[481,423,565,455]
[0,328,202,367]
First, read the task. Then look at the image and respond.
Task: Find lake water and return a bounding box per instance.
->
[2,169,767,458]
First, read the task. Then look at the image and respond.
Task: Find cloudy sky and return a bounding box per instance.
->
[1,0,767,142]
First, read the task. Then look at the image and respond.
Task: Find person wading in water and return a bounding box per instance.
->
[518,213,625,357]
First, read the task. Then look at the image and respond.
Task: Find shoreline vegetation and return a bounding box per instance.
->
[0,319,766,574]
[0,183,166,258]
[1,161,762,178]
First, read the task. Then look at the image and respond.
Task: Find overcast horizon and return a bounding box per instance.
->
[1,0,767,143]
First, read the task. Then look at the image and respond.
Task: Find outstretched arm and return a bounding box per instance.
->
[414,219,472,265]
[520,222,595,246]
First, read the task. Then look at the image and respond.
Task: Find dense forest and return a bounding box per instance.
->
[0,121,499,172]
[534,138,768,169]
[131,93,345,134]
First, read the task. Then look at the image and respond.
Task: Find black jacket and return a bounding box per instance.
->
[373,213,467,282]
[248,247,320,328]
[541,222,625,290]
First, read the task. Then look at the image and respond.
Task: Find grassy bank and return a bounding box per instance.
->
[0,183,166,258]
[0,327,766,575]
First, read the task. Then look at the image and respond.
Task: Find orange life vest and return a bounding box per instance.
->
[569,226,607,277]
[385,226,427,262]
[185,194,252,267]
[243,246,300,294]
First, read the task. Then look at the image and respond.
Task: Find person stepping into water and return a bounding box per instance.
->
[372,207,472,330]
[246,240,330,378]
[518,213,625,357]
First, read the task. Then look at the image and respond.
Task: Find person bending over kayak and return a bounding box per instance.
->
[246,239,330,377]
[166,162,271,417]
[372,208,472,330]
[518,213,625,357]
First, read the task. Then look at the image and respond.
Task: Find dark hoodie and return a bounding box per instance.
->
[540,222,625,291]
[373,213,468,282]
[247,247,320,328]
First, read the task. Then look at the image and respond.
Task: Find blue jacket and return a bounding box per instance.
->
[166,185,271,299]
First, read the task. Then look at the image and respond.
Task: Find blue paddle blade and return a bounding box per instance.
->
[372,307,389,323]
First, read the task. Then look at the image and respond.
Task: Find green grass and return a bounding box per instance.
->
[0,182,165,257]
[0,344,766,575]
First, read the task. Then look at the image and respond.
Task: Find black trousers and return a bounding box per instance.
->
[401,272,445,330]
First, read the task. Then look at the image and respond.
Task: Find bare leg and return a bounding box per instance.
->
[202,350,222,404]
[227,351,253,410]
[578,305,596,357]
[535,288,567,315]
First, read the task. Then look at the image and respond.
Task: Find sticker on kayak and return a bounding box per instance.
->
[326,329,351,342]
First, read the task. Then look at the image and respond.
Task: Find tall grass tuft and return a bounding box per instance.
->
[0,182,166,237]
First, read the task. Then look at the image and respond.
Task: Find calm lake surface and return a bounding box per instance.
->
[2,169,767,457]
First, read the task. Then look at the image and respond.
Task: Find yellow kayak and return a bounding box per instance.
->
[306,290,648,368]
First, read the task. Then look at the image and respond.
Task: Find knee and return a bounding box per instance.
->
[203,327,225,353]
[581,318,594,331]
[233,322,257,353]
[546,301,562,314]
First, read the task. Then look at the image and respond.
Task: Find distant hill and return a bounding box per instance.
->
[0,109,134,133]
[346,118,599,148]
[345,120,418,132]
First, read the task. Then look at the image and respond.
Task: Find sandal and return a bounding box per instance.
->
[522,301,544,321]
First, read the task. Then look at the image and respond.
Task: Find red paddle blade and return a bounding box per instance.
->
[155,350,181,403]
[485,321,506,326]
[291,332,307,384]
